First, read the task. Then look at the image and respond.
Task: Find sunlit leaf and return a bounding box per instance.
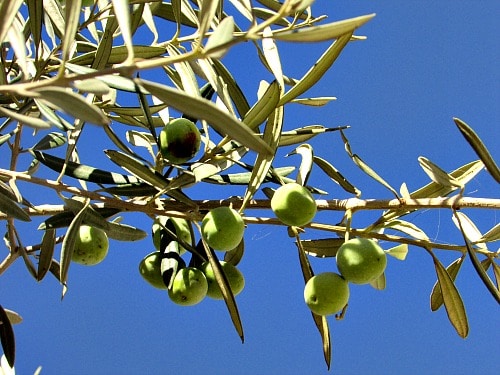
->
[479,223,500,243]
[291,97,337,106]
[61,0,82,63]
[429,250,469,338]
[262,27,284,88]
[454,117,500,183]
[291,144,313,186]
[385,244,408,261]
[3,309,22,325]
[430,256,464,311]
[0,106,50,129]
[451,212,487,249]
[241,98,284,210]
[273,14,375,42]
[299,238,345,258]
[381,219,429,241]
[0,0,23,44]
[31,87,109,126]
[313,155,360,196]
[205,16,235,58]
[369,272,386,290]
[418,156,462,188]
[73,79,111,95]
[111,0,135,64]
[243,80,281,130]
[454,211,500,304]
[32,150,141,185]
[279,32,352,105]
[32,132,66,151]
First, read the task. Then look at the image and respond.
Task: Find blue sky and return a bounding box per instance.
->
[2,1,499,374]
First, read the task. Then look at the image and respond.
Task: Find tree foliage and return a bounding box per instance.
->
[0,0,498,371]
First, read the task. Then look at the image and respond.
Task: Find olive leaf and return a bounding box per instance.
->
[453,211,500,304]
[430,256,465,311]
[298,238,345,258]
[418,156,462,188]
[273,14,375,42]
[427,249,469,338]
[0,189,31,222]
[32,132,66,151]
[37,229,56,282]
[313,155,360,196]
[453,117,500,183]
[0,106,50,129]
[295,234,331,369]
[137,79,273,156]
[385,244,408,261]
[279,32,353,106]
[340,129,399,199]
[0,304,15,368]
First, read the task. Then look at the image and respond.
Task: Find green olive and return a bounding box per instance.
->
[201,207,245,251]
[271,183,317,227]
[158,118,201,164]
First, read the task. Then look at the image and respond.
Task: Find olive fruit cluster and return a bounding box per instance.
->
[139,208,246,306]
[303,238,387,316]
[71,225,109,266]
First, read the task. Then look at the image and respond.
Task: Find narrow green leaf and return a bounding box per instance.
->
[211,59,250,118]
[381,219,429,241]
[279,32,352,106]
[295,235,331,369]
[32,132,66,151]
[73,79,111,95]
[32,150,142,185]
[418,156,462,188]
[161,241,182,289]
[224,240,245,266]
[273,14,375,42]
[454,117,500,183]
[492,263,500,291]
[262,27,284,88]
[454,211,500,304]
[429,250,469,338]
[291,97,337,106]
[241,100,284,210]
[37,229,56,282]
[298,238,345,258]
[205,16,235,58]
[313,155,360,196]
[452,212,487,249]
[111,0,134,64]
[0,190,31,222]
[279,125,349,147]
[203,166,295,185]
[291,144,313,186]
[0,106,50,129]
[369,272,386,290]
[60,199,90,287]
[0,304,15,368]
[61,0,83,63]
[385,244,408,261]
[430,256,465,311]
[69,45,165,66]
[202,237,244,342]
[243,80,281,130]
[0,0,23,44]
[34,98,74,131]
[373,160,484,226]
[341,129,399,198]
[198,0,221,44]
[138,79,272,155]
[3,309,22,325]
[479,223,500,243]
[105,221,147,242]
[32,87,109,126]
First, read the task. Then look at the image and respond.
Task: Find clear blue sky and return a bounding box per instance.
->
[2,1,499,374]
